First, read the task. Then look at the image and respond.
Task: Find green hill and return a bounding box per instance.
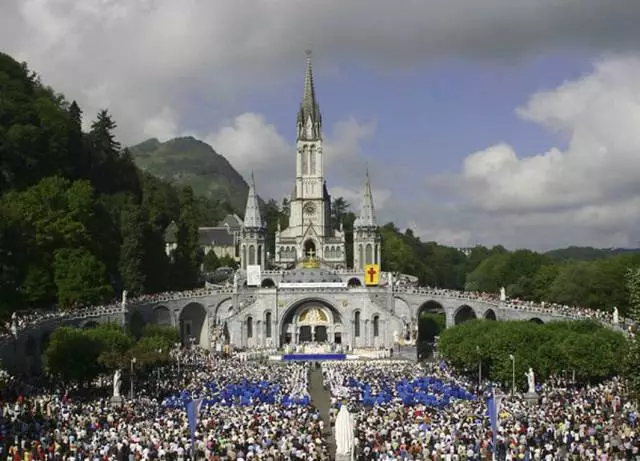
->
[130,136,249,213]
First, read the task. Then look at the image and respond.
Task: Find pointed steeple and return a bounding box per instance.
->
[357,170,377,228]
[297,50,322,138]
[243,172,263,229]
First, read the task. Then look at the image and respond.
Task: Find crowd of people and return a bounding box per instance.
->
[0,348,331,460]
[322,361,640,460]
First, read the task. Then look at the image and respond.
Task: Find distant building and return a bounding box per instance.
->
[164,214,243,262]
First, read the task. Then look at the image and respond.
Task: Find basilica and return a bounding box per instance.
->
[238,51,381,272]
[219,52,404,350]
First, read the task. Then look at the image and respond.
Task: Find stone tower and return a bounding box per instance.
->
[275,50,346,267]
[240,173,266,270]
[353,171,381,270]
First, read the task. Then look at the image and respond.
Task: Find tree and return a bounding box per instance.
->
[119,204,147,295]
[171,186,201,289]
[87,323,134,369]
[43,327,102,383]
[202,250,221,272]
[53,248,113,308]
[624,267,640,401]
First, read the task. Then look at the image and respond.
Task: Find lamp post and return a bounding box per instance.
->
[129,357,137,399]
[509,354,515,395]
[476,345,482,389]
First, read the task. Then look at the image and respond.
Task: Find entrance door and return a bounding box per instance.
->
[304,240,316,259]
[314,326,328,342]
[299,326,312,342]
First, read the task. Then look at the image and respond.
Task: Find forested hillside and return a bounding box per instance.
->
[130,137,249,215]
[0,52,220,315]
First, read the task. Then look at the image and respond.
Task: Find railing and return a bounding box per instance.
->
[2,281,633,343]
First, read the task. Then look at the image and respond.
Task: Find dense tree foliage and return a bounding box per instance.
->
[0,52,227,316]
[43,323,179,383]
[438,320,627,387]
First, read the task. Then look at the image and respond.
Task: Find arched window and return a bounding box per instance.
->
[257,245,262,265]
[358,245,363,268]
[354,311,361,337]
[242,246,247,269]
[374,244,379,264]
[301,146,308,175]
[247,316,253,338]
[249,245,255,265]
[309,146,316,175]
[365,244,373,265]
[373,315,380,337]
[266,312,272,338]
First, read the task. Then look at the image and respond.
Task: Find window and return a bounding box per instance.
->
[354,311,361,337]
[373,315,380,337]
[247,316,253,338]
[266,312,272,338]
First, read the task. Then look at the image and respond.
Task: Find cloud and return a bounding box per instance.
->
[2,0,640,145]
[415,55,640,249]
[205,113,380,204]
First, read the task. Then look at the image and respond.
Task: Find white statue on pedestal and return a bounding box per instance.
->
[500,287,506,302]
[121,290,128,310]
[525,367,536,394]
[393,330,399,344]
[613,306,619,325]
[113,369,122,398]
[233,272,238,292]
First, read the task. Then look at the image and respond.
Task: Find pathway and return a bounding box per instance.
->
[308,363,336,459]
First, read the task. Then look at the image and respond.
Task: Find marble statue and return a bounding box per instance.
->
[233,272,238,291]
[393,330,399,343]
[500,287,506,302]
[613,306,619,325]
[525,367,536,394]
[121,290,128,309]
[113,369,122,398]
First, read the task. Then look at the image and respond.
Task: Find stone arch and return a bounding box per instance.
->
[454,305,477,325]
[394,297,412,323]
[279,297,343,345]
[179,302,207,346]
[154,306,172,325]
[261,278,276,288]
[213,297,233,322]
[529,317,544,324]
[83,321,99,329]
[347,277,362,287]
[417,300,446,342]
[304,239,316,259]
[484,309,497,321]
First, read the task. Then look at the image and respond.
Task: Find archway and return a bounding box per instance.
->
[303,240,316,259]
[529,318,544,324]
[484,309,497,320]
[154,306,172,325]
[347,277,362,287]
[83,321,99,329]
[454,305,477,325]
[179,303,207,346]
[280,298,342,346]
[417,301,446,343]
[261,278,276,288]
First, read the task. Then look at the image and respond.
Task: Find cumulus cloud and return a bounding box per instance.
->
[417,55,640,249]
[205,113,380,204]
[2,0,640,144]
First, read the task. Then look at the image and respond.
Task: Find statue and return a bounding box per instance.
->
[233,272,238,291]
[393,330,399,343]
[525,367,536,394]
[613,306,619,325]
[500,287,506,302]
[113,369,122,398]
[121,290,128,309]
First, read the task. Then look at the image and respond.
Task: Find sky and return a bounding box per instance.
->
[3,0,640,251]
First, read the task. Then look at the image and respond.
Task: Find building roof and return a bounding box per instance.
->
[199,227,235,246]
[218,214,243,230]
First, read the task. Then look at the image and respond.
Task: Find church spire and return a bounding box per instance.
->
[243,172,263,229]
[297,50,322,139]
[357,170,377,228]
